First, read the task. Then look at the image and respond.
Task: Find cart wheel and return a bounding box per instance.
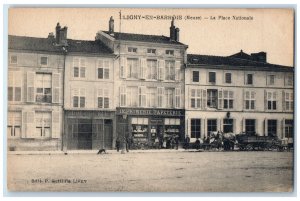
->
[245,144,253,151]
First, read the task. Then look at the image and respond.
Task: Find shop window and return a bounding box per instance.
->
[267,119,277,136]
[165,60,175,81]
[8,71,22,102]
[209,72,216,83]
[207,89,217,108]
[245,119,255,135]
[147,59,157,80]
[36,73,52,103]
[97,60,110,79]
[192,71,199,82]
[245,91,255,110]
[127,58,139,79]
[35,112,51,138]
[285,119,293,138]
[223,119,233,133]
[191,119,201,138]
[131,118,148,143]
[207,119,217,136]
[7,111,21,138]
[165,118,180,138]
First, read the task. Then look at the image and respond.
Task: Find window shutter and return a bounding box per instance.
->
[175,61,181,81]
[175,88,181,108]
[139,58,147,79]
[282,91,286,111]
[120,86,126,107]
[120,57,127,78]
[139,86,146,107]
[52,73,60,103]
[25,111,35,138]
[264,90,267,111]
[52,111,60,138]
[202,89,207,109]
[218,118,222,132]
[244,90,248,109]
[21,111,26,138]
[27,71,35,102]
[264,118,268,136]
[233,118,236,134]
[282,118,286,139]
[242,118,245,133]
[8,71,14,86]
[158,60,165,80]
[218,89,223,109]
[14,71,22,87]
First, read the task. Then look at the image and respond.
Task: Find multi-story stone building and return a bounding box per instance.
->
[8,33,65,151]
[185,51,294,143]
[95,18,188,148]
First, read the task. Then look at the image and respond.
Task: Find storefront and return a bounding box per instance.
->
[64,110,115,150]
[116,108,185,149]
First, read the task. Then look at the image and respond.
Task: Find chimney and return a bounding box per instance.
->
[109,16,114,34]
[170,19,176,41]
[55,23,61,44]
[251,52,267,63]
[175,27,180,42]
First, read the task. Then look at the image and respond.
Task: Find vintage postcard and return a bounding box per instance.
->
[7,8,294,192]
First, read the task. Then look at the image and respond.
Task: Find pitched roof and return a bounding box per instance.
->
[187,54,293,71]
[103,31,186,45]
[8,35,113,54]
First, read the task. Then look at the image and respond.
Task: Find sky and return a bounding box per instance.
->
[8,8,294,66]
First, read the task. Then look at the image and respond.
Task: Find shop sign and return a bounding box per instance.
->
[117,108,184,116]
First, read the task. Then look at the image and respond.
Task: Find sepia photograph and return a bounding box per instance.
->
[6,7,294,193]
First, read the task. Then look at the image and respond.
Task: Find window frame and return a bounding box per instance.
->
[208,72,216,83]
[225,72,232,84]
[191,118,201,139]
[128,47,138,53]
[165,50,174,56]
[10,55,18,65]
[192,71,200,83]
[40,56,49,67]
[246,73,253,85]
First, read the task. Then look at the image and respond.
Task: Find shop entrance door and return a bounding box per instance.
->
[78,119,92,150]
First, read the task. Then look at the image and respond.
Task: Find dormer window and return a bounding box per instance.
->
[166,50,174,56]
[128,47,137,53]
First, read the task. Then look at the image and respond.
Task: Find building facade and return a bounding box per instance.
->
[95,19,188,148]
[185,52,294,143]
[8,35,65,151]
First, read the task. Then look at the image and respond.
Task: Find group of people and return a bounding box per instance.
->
[115,135,132,152]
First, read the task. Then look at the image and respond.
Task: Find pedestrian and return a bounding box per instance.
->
[195,138,200,150]
[116,137,120,152]
[175,136,179,150]
[185,135,190,149]
[124,136,129,152]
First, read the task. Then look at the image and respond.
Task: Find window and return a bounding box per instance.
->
[207,119,217,137]
[157,87,164,108]
[225,73,232,84]
[223,90,234,109]
[97,60,110,79]
[267,91,277,110]
[40,56,48,66]
[267,120,277,136]
[192,71,199,82]
[138,86,146,107]
[128,47,137,53]
[147,60,157,80]
[245,119,255,135]
[127,87,138,107]
[209,72,216,83]
[245,91,255,110]
[223,119,233,133]
[165,88,174,108]
[147,88,156,107]
[10,55,18,64]
[285,74,293,86]
[73,58,86,78]
[147,49,156,54]
[8,71,21,102]
[284,92,294,111]
[98,88,109,109]
[35,73,52,103]
[207,89,217,108]
[190,89,201,108]
[166,50,174,56]
[127,58,139,79]
[267,75,275,85]
[35,112,51,138]
[72,88,85,108]
[285,119,293,138]
[191,119,201,139]
[7,112,21,138]
[165,60,175,80]
[246,74,253,85]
